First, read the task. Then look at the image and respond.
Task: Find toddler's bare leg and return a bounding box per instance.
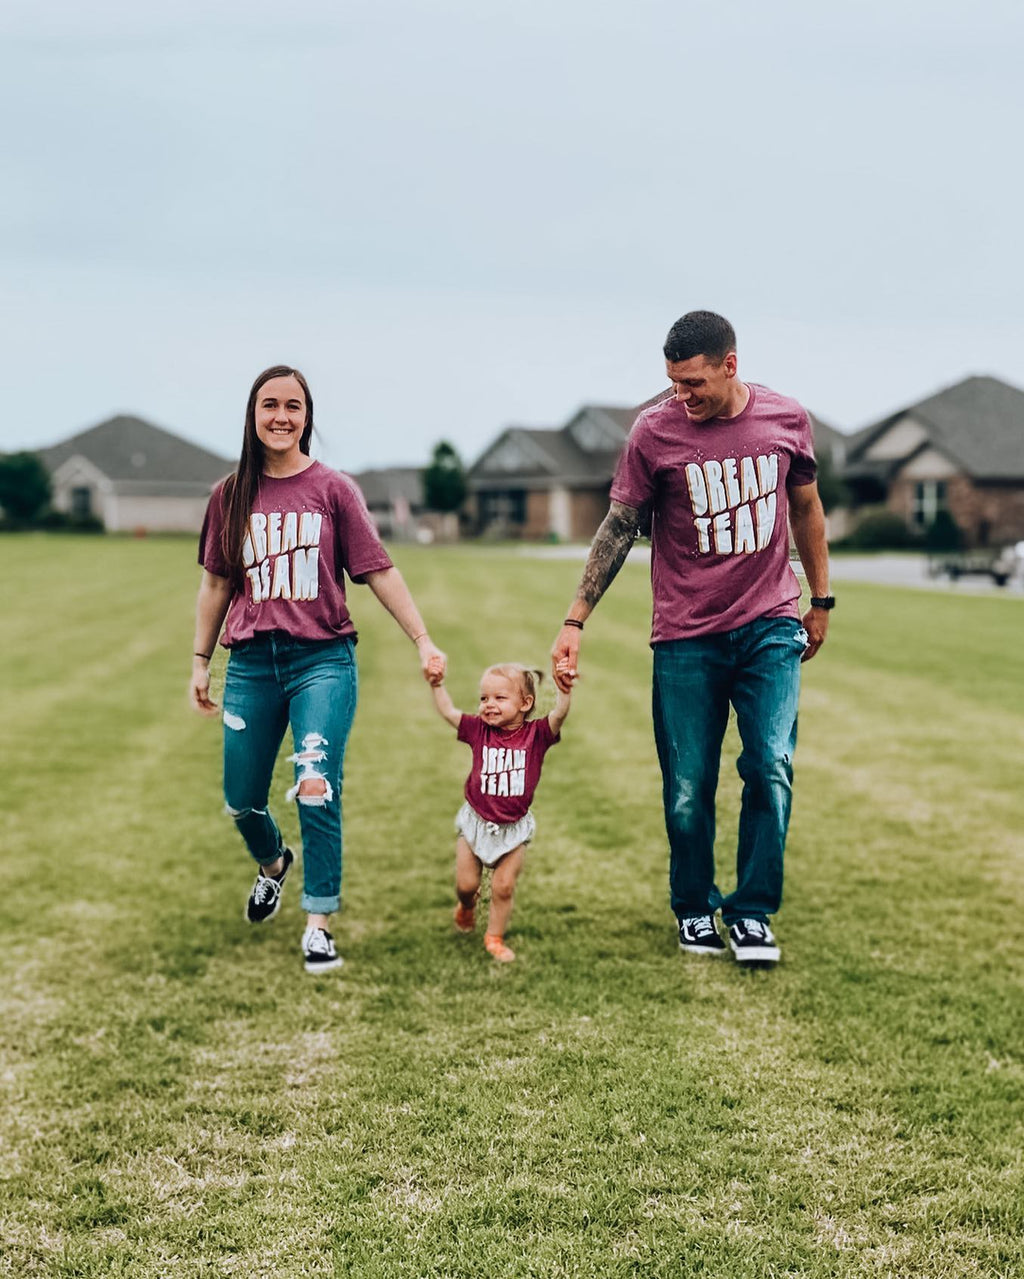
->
[455,837,482,910]
[486,845,525,939]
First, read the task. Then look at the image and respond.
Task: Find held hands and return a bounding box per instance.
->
[417,636,447,686]
[189,659,219,716]
[551,625,581,693]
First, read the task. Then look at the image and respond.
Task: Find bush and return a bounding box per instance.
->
[923,510,965,552]
[839,508,921,550]
[34,509,105,533]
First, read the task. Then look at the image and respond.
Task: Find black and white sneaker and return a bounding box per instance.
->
[728,919,780,965]
[678,914,727,955]
[302,926,343,974]
[244,847,294,924]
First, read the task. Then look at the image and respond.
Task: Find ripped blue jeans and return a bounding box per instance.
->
[652,616,805,927]
[222,634,358,915]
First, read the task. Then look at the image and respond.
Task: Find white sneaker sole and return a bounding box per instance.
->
[304,955,344,974]
[730,942,780,964]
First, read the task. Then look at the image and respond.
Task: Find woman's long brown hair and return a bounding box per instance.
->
[220,366,314,587]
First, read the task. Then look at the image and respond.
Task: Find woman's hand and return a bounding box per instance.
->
[189,659,219,715]
[418,638,447,686]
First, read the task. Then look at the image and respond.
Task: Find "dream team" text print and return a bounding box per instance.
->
[241,511,321,602]
[684,453,778,555]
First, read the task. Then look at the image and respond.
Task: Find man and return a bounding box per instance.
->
[551,311,831,966]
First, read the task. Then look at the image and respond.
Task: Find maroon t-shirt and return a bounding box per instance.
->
[198,461,393,647]
[457,714,560,825]
[610,383,817,642]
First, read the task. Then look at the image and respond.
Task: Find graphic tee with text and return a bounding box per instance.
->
[611,384,817,641]
[198,461,393,646]
[457,714,560,825]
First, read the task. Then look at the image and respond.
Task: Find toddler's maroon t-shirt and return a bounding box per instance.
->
[198,461,393,646]
[457,715,559,825]
[610,384,817,642]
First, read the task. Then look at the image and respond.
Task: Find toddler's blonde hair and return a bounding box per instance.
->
[482,664,545,719]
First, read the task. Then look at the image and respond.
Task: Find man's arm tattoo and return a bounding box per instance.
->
[577,501,640,609]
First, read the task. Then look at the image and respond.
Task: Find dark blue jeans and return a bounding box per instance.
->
[652,616,806,927]
[222,634,358,915]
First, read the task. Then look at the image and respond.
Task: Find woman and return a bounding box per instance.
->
[189,365,445,973]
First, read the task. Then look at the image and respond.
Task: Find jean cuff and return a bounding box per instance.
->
[301,893,340,914]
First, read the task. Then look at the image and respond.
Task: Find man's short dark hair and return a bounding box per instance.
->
[663,311,736,364]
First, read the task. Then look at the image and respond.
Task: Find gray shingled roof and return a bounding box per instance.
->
[37,415,234,487]
[469,424,616,489]
[848,375,1024,479]
[351,467,425,509]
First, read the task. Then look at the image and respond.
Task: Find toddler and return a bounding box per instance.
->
[428,661,571,961]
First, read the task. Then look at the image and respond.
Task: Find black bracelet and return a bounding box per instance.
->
[563,618,584,630]
[194,651,213,661]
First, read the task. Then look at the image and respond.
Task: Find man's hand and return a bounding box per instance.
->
[551,627,581,692]
[799,607,829,662]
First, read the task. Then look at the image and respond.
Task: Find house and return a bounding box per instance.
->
[351,466,429,541]
[843,375,1024,546]
[37,415,233,533]
[467,401,661,540]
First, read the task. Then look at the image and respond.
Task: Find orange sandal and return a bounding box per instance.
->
[484,933,516,963]
[453,902,476,933]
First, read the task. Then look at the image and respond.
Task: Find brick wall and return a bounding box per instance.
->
[888,475,1024,545]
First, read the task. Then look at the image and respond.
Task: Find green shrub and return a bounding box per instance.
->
[841,507,920,550]
[923,509,965,552]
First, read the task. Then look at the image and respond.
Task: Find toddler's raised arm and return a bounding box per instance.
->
[430,678,463,729]
[548,679,572,736]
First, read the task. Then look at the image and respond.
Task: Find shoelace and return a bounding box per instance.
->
[306,929,332,954]
[740,919,767,939]
[253,875,280,905]
[686,916,716,937]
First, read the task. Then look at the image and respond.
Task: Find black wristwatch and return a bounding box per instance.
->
[810,595,836,610]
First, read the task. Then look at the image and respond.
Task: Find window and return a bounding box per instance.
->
[71,486,93,518]
[481,489,526,527]
[911,481,946,528]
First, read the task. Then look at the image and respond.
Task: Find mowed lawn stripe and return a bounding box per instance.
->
[1,538,1021,1278]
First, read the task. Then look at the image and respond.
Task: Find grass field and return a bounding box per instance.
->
[1,534,1022,1278]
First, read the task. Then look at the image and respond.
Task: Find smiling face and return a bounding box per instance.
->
[666,352,741,422]
[254,374,308,465]
[478,672,533,731]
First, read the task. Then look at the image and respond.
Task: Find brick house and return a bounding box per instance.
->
[843,375,1024,546]
[37,415,232,533]
[466,402,658,540]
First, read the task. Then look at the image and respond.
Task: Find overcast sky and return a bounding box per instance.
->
[4,0,1022,470]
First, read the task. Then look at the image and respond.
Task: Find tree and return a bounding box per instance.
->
[0,452,52,523]
[422,441,467,513]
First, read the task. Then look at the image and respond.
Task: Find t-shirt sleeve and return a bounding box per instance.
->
[788,410,818,487]
[535,717,559,747]
[198,484,230,577]
[334,475,395,583]
[609,416,656,509]
[457,714,481,745]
